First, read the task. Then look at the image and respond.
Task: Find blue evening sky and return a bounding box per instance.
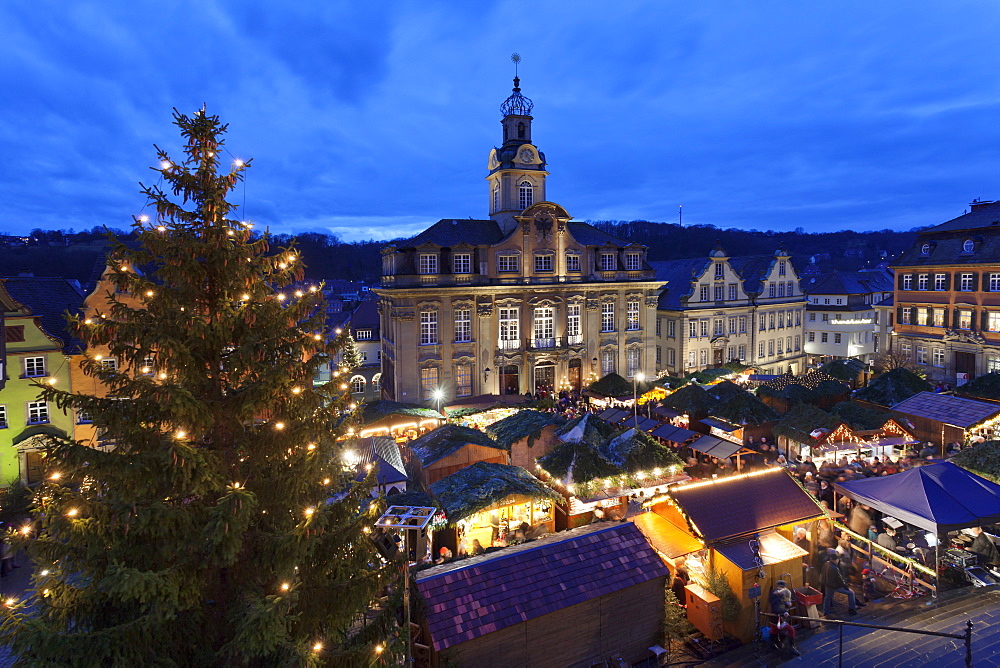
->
[2,2,1000,242]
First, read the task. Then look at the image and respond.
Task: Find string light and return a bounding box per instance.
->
[146,290,154,297]
[66,508,78,517]
[274,422,285,430]
[84,319,93,325]
[277,294,286,301]
[309,286,318,292]
[295,290,303,297]
[304,507,315,517]
[138,214,149,222]
[306,443,316,450]
[158,372,167,379]
[375,644,384,654]
[241,294,250,301]
[157,225,166,232]
[280,582,290,592]
[40,570,49,577]
[161,161,172,169]
[50,473,61,481]
[4,598,15,607]
[313,334,322,341]
[234,159,244,167]
[291,387,302,395]
[312,642,323,653]
[322,478,331,485]
[175,430,186,439]
[47,378,56,385]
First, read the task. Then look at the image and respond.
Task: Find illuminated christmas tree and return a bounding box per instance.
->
[0,109,395,665]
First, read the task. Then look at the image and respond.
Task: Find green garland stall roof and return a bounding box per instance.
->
[706,380,747,403]
[956,372,1000,401]
[361,400,442,425]
[385,490,439,509]
[708,390,780,426]
[829,401,896,431]
[949,440,1000,484]
[598,428,685,471]
[662,382,719,416]
[537,440,621,485]
[587,372,648,398]
[408,424,508,467]
[653,374,690,390]
[853,368,933,407]
[819,358,867,381]
[773,403,841,444]
[756,382,818,404]
[428,462,561,523]
[485,410,566,450]
[684,368,733,384]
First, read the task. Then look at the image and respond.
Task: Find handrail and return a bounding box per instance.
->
[761,613,973,667]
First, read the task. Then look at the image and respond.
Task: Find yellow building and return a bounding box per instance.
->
[375,78,663,403]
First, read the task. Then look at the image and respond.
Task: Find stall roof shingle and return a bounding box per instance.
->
[669,469,823,542]
[416,522,668,652]
[890,392,1000,429]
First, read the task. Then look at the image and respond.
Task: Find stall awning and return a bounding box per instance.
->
[630,416,660,432]
[700,417,739,432]
[833,461,1000,533]
[652,405,683,419]
[689,435,742,459]
[651,423,698,443]
[632,511,703,559]
[869,436,919,448]
[715,532,807,570]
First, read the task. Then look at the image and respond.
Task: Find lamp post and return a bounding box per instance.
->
[374,505,437,666]
[432,388,445,418]
[633,372,645,428]
[483,367,491,394]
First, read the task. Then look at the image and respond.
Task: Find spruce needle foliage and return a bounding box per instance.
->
[0,109,395,667]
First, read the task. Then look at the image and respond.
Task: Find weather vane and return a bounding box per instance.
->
[511,52,521,77]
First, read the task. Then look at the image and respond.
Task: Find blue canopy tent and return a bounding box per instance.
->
[833,462,1000,534]
[834,462,1000,595]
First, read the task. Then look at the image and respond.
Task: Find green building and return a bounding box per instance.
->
[0,277,84,486]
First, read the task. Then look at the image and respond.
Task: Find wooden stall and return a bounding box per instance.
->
[484,409,565,470]
[358,400,443,440]
[890,391,1000,448]
[638,469,825,643]
[415,522,668,668]
[404,424,509,487]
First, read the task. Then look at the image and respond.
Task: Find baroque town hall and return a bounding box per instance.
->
[375,78,662,403]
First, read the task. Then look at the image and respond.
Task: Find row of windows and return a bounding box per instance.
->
[900,272,1000,292]
[419,364,476,400]
[806,331,870,345]
[897,342,949,368]
[599,348,643,377]
[0,401,52,428]
[349,373,382,394]
[757,336,802,358]
[767,281,797,298]
[417,251,642,275]
[808,311,875,322]
[920,239,977,256]
[900,307,1000,331]
[419,303,638,345]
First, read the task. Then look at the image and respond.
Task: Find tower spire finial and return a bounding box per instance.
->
[511,53,521,89]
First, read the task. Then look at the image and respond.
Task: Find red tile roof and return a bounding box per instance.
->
[415,522,668,652]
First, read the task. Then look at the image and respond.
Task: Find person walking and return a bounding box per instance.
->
[822,548,859,616]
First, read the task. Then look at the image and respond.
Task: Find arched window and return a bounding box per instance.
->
[493,183,500,212]
[351,375,366,394]
[372,373,381,392]
[518,181,533,210]
[517,122,525,138]
[921,243,931,255]
[963,239,975,253]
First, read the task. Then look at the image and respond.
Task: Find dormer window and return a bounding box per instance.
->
[779,261,787,276]
[599,252,617,272]
[921,243,931,255]
[625,252,642,271]
[518,181,533,209]
[534,253,554,272]
[418,254,438,275]
[963,239,975,253]
[714,262,724,279]
[453,253,471,274]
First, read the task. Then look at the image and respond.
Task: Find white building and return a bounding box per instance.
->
[801,270,894,365]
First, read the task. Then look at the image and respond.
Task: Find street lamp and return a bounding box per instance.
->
[483,367,491,393]
[432,388,445,417]
[633,372,645,427]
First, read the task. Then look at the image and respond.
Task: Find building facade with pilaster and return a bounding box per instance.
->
[374,79,663,404]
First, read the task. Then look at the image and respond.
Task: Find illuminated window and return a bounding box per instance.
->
[351,375,366,393]
[601,303,615,332]
[566,253,581,272]
[24,356,46,377]
[625,253,642,271]
[454,309,472,343]
[453,253,471,274]
[534,254,553,272]
[960,273,973,291]
[626,300,640,331]
[518,181,533,209]
[455,364,472,397]
[27,401,49,425]
[419,311,438,345]
[498,254,519,273]
[418,254,438,274]
[420,367,438,400]
[600,253,617,271]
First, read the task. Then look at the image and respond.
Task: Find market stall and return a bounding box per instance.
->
[638,469,825,642]
[429,461,560,552]
[890,392,1000,450]
[484,409,565,470]
[405,424,509,486]
[358,400,443,440]
[834,462,1000,591]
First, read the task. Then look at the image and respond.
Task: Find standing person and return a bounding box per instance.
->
[848,504,873,537]
[822,549,859,616]
[769,580,794,616]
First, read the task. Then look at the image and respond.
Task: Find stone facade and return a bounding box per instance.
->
[652,249,808,376]
[890,199,1000,384]
[374,79,662,404]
